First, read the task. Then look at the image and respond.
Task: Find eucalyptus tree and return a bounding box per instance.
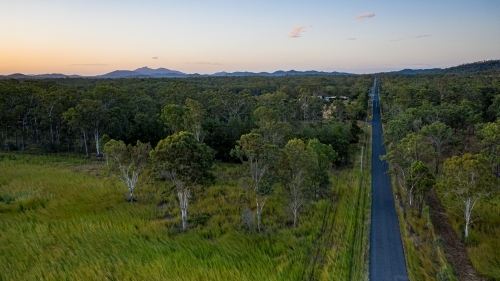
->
[279,138,318,227]
[14,85,38,150]
[231,133,279,232]
[159,99,207,142]
[441,154,497,238]
[159,104,190,134]
[63,99,106,157]
[420,121,454,174]
[478,120,500,175]
[212,88,255,122]
[104,139,151,202]
[91,85,122,110]
[408,161,435,217]
[383,132,434,207]
[253,106,291,147]
[150,132,214,232]
[307,138,337,198]
[38,88,63,145]
[185,98,206,142]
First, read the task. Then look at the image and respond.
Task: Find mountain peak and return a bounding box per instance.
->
[133,66,185,75]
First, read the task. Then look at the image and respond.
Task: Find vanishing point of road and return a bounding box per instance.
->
[369,78,409,281]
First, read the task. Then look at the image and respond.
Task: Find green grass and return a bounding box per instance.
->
[0,149,370,280]
[313,169,370,280]
[437,191,500,280]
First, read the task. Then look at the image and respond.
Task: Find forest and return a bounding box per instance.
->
[0,75,371,161]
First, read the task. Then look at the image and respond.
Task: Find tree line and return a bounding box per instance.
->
[0,75,371,162]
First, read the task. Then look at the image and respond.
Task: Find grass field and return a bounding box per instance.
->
[0,142,371,280]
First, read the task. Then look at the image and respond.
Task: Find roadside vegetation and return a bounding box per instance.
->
[379,67,500,280]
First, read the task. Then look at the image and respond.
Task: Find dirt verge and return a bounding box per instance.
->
[426,190,485,281]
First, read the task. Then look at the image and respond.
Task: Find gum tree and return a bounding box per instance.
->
[420,121,453,174]
[408,161,435,217]
[441,153,496,238]
[279,138,318,227]
[231,133,279,232]
[104,139,151,202]
[150,132,214,232]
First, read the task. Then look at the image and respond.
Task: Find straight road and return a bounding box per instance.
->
[369,79,409,281]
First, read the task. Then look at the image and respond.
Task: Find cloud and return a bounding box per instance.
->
[152,57,158,59]
[347,38,357,40]
[355,12,375,20]
[68,63,108,67]
[185,62,223,65]
[289,25,307,38]
[415,34,431,38]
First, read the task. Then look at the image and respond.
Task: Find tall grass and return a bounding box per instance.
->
[305,121,372,280]
[0,147,370,280]
[393,197,456,281]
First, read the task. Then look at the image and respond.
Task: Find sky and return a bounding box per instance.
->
[1,0,499,75]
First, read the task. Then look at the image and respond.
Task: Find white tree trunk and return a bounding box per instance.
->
[94,128,100,155]
[129,188,134,202]
[256,195,267,233]
[82,129,89,157]
[464,197,471,238]
[293,203,299,228]
[462,196,479,239]
[178,188,190,231]
[409,186,414,207]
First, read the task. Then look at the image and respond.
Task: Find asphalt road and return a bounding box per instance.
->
[369,79,409,281]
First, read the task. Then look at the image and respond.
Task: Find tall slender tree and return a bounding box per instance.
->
[231,133,279,232]
[150,132,214,232]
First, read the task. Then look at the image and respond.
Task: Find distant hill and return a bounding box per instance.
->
[4,73,31,79]
[0,73,79,79]
[385,60,500,75]
[441,60,500,73]
[134,67,185,76]
[96,67,189,78]
[391,68,441,75]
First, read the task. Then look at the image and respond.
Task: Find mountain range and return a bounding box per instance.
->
[1,60,499,79]
[0,67,350,79]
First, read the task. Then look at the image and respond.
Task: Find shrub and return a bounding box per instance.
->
[241,208,255,232]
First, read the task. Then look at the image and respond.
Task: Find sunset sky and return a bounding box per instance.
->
[1,0,499,75]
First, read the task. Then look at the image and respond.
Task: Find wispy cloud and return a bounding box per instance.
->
[347,38,357,40]
[185,62,223,65]
[152,57,158,59]
[355,12,375,20]
[289,25,307,38]
[68,63,108,67]
[415,34,431,38]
